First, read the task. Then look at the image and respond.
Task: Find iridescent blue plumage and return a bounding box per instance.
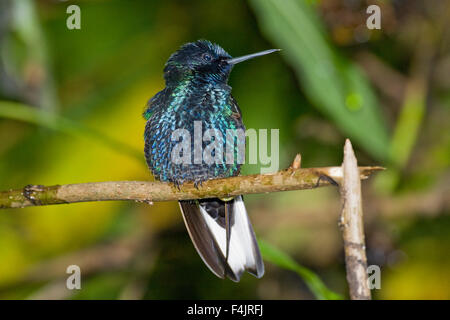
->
[143,40,278,281]
[144,40,243,185]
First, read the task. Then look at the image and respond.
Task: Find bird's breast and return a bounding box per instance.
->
[144,84,244,184]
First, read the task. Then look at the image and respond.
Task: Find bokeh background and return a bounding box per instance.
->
[0,0,449,299]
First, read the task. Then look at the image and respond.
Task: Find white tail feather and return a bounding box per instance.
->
[198,196,264,281]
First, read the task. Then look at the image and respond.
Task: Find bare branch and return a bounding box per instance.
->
[339,139,372,300]
[0,162,383,209]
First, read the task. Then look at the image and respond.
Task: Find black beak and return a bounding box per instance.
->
[226,49,280,65]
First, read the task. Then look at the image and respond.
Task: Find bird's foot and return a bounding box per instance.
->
[172,180,182,191]
[193,180,204,190]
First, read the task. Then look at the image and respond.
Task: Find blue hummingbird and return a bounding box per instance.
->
[143,40,279,281]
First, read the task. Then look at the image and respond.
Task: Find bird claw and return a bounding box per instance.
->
[193,180,204,190]
[172,181,182,191]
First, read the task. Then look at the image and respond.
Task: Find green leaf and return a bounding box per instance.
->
[259,239,342,300]
[249,0,390,161]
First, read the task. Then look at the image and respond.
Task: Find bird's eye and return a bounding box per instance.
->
[202,53,212,61]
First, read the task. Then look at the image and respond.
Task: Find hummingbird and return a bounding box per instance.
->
[143,40,279,282]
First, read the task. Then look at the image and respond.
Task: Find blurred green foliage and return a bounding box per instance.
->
[250,0,389,160]
[0,100,142,160]
[0,0,448,299]
[259,240,342,300]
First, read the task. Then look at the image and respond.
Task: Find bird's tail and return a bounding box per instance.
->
[179,196,264,282]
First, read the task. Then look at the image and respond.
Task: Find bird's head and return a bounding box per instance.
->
[163,40,279,86]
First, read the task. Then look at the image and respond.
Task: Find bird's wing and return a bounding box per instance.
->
[229,94,243,118]
[143,88,169,120]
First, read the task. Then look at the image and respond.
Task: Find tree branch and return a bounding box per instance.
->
[340,139,372,300]
[0,162,383,209]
